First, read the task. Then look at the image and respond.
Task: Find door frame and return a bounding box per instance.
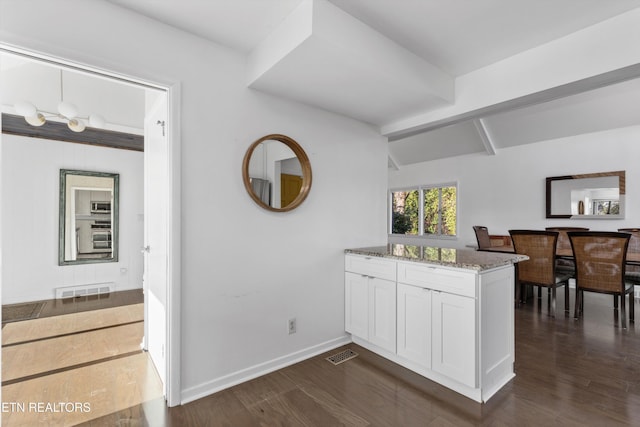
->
[0,43,182,407]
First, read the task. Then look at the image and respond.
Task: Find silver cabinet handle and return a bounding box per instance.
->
[141,245,151,253]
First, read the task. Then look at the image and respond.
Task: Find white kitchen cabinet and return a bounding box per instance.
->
[431,290,476,387]
[345,255,397,353]
[368,277,396,352]
[345,247,524,403]
[397,282,475,386]
[344,272,369,339]
[397,282,431,369]
[397,260,477,385]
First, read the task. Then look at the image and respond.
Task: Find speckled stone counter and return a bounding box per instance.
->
[345,244,528,271]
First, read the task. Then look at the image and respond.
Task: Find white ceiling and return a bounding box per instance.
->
[104,0,640,165]
[108,0,640,75]
[6,1,640,163]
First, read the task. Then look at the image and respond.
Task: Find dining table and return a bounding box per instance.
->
[555,247,640,266]
[479,243,640,265]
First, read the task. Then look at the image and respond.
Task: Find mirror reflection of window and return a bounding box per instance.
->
[593,199,620,215]
[569,185,619,215]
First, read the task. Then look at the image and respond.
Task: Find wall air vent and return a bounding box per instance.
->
[55,282,114,299]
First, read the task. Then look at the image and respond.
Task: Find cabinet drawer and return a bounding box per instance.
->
[397,262,476,298]
[345,255,396,281]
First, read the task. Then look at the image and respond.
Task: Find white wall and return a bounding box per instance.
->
[389,125,640,248]
[0,134,144,303]
[0,0,388,403]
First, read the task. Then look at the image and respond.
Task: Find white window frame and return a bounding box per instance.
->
[389,182,458,239]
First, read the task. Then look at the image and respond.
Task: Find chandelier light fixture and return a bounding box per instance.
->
[14,70,106,132]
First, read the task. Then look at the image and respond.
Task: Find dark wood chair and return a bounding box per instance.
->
[474,225,512,252]
[568,231,635,329]
[473,226,492,250]
[509,230,571,317]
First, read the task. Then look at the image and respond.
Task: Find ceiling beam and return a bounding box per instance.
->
[382,8,640,140]
[386,62,640,142]
[387,153,400,170]
[2,113,144,151]
[473,118,496,156]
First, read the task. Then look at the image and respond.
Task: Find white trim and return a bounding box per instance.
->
[389,182,458,237]
[0,45,165,91]
[166,82,182,407]
[0,43,182,407]
[0,113,3,401]
[181,336,351,404]
[352,336,485,402]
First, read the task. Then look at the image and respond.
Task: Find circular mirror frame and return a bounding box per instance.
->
[242,134,313,212]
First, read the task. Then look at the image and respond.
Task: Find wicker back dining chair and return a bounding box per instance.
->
[545,227,589,274]
[568,231,634,329]
[509,230,571,317]
[618,228,640,285]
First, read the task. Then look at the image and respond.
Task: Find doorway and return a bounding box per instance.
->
[0,46,180,406]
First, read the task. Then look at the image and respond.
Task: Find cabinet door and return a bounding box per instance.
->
[432,291,476,387]
[397,283,431,368]
[345,272,369,339]
[368,277,396,353]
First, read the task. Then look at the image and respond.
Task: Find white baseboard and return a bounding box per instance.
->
[180,335,352,404]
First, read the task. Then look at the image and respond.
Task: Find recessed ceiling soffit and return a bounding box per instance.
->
[246,0,454,126]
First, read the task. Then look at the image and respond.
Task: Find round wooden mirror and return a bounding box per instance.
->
[242,134,312,212]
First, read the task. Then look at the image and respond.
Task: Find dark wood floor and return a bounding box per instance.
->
[79,289,640,426]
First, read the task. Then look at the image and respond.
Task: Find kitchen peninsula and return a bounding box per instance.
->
[344,244,527,403]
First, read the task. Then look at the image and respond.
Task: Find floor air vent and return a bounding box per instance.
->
[326,349,358,365]
[55,283,114,299]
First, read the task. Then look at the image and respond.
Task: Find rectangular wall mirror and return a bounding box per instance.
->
[59,169,119,265]
[546,171,625,219]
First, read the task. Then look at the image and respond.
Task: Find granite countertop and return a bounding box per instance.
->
[345,244,528,271]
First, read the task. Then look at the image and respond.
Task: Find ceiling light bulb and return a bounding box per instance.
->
[15,101,37,117]
[58,101,78,119]
[25,113,46,127]
[89,114,105,128]
[67,118,85,132]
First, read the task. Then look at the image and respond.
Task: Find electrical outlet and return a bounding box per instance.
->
[288,318,297,335]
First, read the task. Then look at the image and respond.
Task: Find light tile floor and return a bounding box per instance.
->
[1,303,163,426]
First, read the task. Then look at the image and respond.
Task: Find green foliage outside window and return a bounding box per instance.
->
[441,186,457,236]
[424,186,456,236]
[391,190,419,234]
[391,185,456,237]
